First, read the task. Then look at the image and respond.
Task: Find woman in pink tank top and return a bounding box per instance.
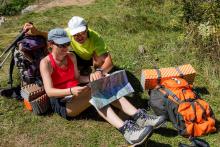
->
[38,28,164,146]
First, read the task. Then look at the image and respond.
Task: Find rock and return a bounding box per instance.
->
[138,45,146,54]
[21,5,38,14]
[0,16,5,26]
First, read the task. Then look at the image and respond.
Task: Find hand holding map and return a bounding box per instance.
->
[89,70,134,109]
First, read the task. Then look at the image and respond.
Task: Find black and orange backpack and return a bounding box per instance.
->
[149,77,216,137]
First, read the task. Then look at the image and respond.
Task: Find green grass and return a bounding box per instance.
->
[0,0,219,146]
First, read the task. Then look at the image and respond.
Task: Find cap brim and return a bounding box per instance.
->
[53,37,70,45]
[69,26,86,35]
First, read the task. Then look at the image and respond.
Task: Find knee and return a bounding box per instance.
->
[117,96,127,103]
[66,108,80,117]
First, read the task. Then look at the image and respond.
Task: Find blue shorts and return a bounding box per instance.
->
[49,98,67,119]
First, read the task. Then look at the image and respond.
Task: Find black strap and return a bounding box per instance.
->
[155,68,161,84]
[176,66,184,78]
[183,98,207,121]
[179,137,210,147]
[191,137,210,147]
[163,87,181,104]
[190,102,196,124]
[8,47,16,88]
[5,31,25,88]
[195,100,208,121]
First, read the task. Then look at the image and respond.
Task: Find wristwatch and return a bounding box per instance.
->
[96,68,103,73]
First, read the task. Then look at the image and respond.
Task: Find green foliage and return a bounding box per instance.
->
[181,0,220,79]
[182,0,220,24]
[0,0,35,16]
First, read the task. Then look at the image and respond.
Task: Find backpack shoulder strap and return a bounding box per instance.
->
[175,66,184,78]
[195,100,208,120]
[155,68,161,85]
[157,87,181,105]
[163,87,182,103]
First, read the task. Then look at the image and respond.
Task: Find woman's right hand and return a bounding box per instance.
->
[70,86,89,97]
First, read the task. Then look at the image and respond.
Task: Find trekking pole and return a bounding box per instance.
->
[0,21,33,60]
[0,30,25,69]
[0,30,25,57]
[0,49,12,69]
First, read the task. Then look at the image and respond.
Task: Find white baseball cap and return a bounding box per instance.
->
[68,16,87,35]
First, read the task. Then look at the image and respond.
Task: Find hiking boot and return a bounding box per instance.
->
[119,120,153,146]
[133,109,166,129]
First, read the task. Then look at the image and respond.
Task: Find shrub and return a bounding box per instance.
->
[182,0,220,78]
[0,0,35,16]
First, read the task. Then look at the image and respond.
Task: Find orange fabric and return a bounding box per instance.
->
[141,64,196,90]
[24,99,32,111]
[162,78,196,101]
[178,101,216,136]
[161,78,216,137]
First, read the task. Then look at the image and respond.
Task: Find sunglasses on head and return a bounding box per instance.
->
[54,42,70,48]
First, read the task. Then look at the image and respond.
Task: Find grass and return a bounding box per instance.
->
[0,0,220,146]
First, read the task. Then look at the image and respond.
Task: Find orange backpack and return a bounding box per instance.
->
[149,77,216,137]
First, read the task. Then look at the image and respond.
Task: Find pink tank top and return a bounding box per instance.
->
[49,53,78,89]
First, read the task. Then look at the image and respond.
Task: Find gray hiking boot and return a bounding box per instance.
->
[133,109,166,129]
[119,120,153,146]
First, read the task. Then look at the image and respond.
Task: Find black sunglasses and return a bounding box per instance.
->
[54,42,70,48]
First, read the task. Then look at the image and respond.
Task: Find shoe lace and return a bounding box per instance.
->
[140,109,158,121]
[125,120,140,132]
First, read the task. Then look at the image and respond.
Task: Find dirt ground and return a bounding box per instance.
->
[35,0,95,11]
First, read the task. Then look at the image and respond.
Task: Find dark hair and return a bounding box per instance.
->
[86,25,90,38]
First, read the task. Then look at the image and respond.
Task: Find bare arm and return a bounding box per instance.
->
[101,53,113,73]
[68,53,90,83]
[93,53,113,74]
[23,23,48,39]
[69,53,80,80]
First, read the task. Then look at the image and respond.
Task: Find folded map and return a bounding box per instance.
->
[89,70,134,109]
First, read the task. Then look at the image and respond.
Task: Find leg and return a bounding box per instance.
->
[67,90,153,146]
[66,88,124,129]
[67,90,124,128]
[66,88,91,117]
[96,105,124,129]
[95,105,154,146]
[111,97,138,116]
[112,97,166,129]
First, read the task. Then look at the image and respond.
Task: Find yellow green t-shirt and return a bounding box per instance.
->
[65,28,107,60]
